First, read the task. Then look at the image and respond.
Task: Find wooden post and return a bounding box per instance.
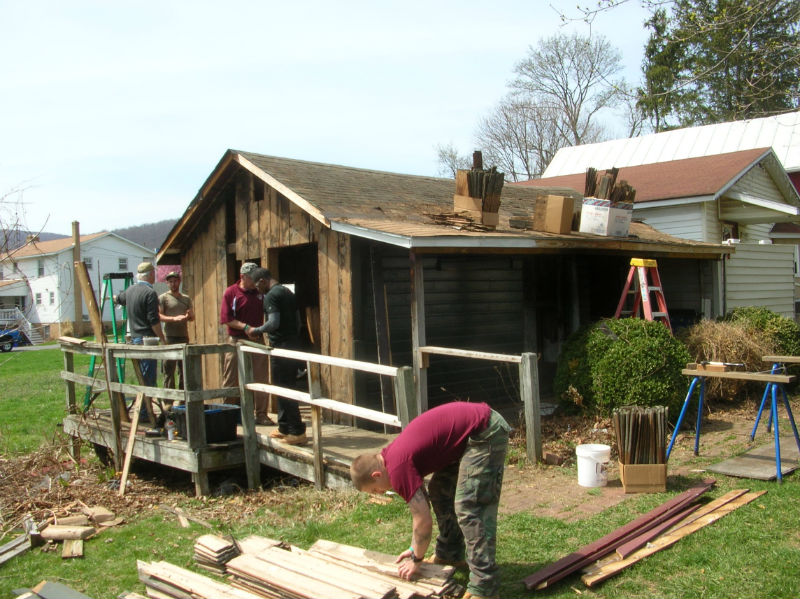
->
[520,352,542,463]
[72,221,83,337]
[105,346,124,472]
[63,349,81,460]
[184,346,211,496]
[409,251,427,414]
[306,358,325,489]
[394,366,416,427]
[236,344,261,491]
[370,245,395,427]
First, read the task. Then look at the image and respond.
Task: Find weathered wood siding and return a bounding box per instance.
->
[182,168,354,402]
[725,243,795,318]
[355,244,524,410]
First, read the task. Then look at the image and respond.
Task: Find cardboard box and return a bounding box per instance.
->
[453,194,483,212]
[619,462,667,493]
[543,195,573,234]
[579,198,633,237]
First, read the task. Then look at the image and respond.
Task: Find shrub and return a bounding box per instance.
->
[723,306,800,356]
[554,318,690,417]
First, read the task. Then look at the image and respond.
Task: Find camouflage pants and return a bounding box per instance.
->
[428,410,510,597]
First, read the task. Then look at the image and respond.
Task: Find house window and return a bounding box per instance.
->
[35,293,42,305]
[119,257,128,270]
[721,222,739,242]
[37,259,44,277]
[84,257,93,270]
[49,291,55,305]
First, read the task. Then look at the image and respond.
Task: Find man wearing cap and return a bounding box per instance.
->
[219,262,271,425]
[116,262,166,416]
[158,270,194,390]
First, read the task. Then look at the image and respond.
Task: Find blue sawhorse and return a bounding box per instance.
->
[751,357,800,482]
[667,363,797,481]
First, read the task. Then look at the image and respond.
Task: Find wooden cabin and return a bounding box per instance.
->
[157,151,731,418]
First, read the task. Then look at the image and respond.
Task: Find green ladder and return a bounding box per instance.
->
[83,272,134,410]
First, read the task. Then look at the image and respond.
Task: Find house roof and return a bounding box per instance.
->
[0,231,153,262]
[520,148,797,203]
[157,150,731,262]
[544,110,800,176]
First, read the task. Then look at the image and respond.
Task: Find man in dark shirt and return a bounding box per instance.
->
[116,262,166,419]
[219,262,271,425]
[252,268,307,445]
[350,402,510,599]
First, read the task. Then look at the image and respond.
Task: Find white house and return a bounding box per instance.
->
[520,147,800,320]
[0,232,155,341]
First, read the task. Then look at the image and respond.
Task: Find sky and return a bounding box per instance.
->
[0,1,652,236]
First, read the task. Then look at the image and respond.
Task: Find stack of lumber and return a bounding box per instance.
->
[226,539,458,599]
[138,560,263,599]
[194,534,241,574]
[522,480,768,589]
[424,211,496,232]
[613,405,667,465]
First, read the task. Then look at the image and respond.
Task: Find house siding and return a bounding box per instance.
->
[637,203,707,241]
[725,244,795,318]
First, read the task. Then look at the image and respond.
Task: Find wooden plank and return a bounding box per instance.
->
[227,553,362,599]
[74,260,105,341]
[419,345,523,364]
[581,491,767,587]
[139,559,263,599]
[522,480,715,589]
[40,525,95,541]
[240,343,399,376]
[763,355,800,364]
[681,369,794,383]
[311,405,324,489]
[118,393,143,496]
[237,344,261,491]
[62,539,84,558]
[0,534,30,565]
[615,503,699,559]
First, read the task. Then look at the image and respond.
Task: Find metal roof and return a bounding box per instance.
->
[543,111,800,177]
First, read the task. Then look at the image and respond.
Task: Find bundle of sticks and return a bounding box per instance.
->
[585,167,636,204]
[613,405,667,465]
[466,166,505,212]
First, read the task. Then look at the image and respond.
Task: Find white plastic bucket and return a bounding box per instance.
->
[576,443,611,488]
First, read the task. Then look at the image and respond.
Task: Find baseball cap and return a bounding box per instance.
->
[165,271,181,279]
[137,262,155,274]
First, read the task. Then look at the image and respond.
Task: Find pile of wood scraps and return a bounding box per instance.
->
[140,535,458,599]
[424,211,496,232]
[522,479,768,589]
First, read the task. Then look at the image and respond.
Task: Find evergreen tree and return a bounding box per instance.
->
[639,0,800,127]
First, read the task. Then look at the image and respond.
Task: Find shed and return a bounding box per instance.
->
[157,150,730,414]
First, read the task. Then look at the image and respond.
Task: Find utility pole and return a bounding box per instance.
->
[72,221,82,337]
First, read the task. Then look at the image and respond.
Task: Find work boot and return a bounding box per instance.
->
[255,416,274,426]
[281,433,307,446]
[426,555,467,568]
[269,430,286,439]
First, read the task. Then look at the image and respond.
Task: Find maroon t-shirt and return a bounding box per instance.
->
[220,281,264,338]
[381,402,491,502]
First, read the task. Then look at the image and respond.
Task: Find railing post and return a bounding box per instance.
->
[394,366,417,427]
[520,352,542,463]
[63,348,81,460]
[237,344,261,491]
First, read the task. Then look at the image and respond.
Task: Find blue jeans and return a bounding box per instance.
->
[131,336,156,419]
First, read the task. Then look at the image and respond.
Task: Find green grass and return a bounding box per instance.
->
[1,349,799,598]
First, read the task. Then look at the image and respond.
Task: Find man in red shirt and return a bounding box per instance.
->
[219,262,271,425]
[350,401,510,599]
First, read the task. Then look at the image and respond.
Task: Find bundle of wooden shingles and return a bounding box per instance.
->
[139,535,458,599]
[522,479,767,589]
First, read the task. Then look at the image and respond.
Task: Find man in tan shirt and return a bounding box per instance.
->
[158,270,194,389]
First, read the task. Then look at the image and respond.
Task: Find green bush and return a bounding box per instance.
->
[554,318,690,417]
[723,306,800,356]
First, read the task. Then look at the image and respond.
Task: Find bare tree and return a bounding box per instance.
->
[511,32,624,146]
[435,143,471,178]
[474,95,563,181]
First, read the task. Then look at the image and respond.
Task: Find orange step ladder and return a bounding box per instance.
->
[614,258,672,333]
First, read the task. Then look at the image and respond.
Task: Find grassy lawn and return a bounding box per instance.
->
[1,348,799,598]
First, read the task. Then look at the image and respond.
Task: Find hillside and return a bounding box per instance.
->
[112,219,177,252]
